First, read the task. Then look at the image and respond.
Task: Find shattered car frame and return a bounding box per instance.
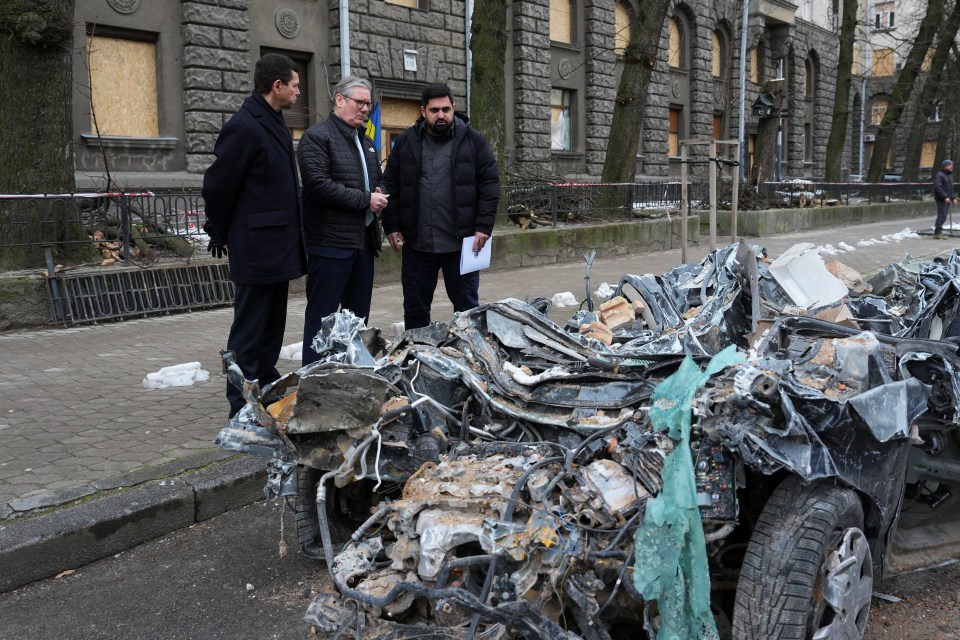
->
[217,243,960,640]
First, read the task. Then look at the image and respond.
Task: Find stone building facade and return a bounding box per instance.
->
[71,0,851,187]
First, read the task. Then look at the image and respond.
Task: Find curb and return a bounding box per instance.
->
[0,455,268,593]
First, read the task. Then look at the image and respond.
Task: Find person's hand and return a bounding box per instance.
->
[370,187,390,213]
[202,220,227,259]
[472,231,489,255]
[388,231,404,253]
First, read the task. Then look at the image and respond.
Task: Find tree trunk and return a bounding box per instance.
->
[468,0,507,178]
[0,0,97,269]
[866,0,944,182]
[601,0,672,183]
[901,3,960,181]
[751,83,785,185]
[824,0,858,182]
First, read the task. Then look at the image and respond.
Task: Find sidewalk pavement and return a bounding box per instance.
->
[0,214,954,591]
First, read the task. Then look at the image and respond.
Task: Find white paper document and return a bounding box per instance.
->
[460,237,492,275]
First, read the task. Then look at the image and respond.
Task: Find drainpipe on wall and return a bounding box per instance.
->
[465,0,473,112]
[738,0,749,180]
[340,0,351,76]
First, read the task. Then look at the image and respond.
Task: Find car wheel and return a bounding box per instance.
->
[732,476,873,640]
[294,468,377,560]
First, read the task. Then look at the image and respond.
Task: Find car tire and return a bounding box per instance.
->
[294,467,376,560]
[732,476,873,640]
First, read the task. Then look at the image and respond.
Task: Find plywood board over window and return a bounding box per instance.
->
[920,141,937,168]
[86,34,159,137]
[387,0,419,6]
[550,0,574,44]
[872,48,894,76]
[614,2,630,55]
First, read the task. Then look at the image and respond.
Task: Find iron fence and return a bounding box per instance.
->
[499,181,710,228]
[755,180,952,209]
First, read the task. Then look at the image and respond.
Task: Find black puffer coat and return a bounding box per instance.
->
[297,113,382,249]
[380,112,499,243]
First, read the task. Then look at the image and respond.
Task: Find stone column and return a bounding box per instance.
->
[512,0,552,176]
[181,0,251,174]
[583,0,617,177]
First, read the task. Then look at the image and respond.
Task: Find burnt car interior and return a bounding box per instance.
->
[216,242,960,640]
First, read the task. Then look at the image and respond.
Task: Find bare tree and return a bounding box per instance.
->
[601,0,673,183]
[824,0,859,181]
[901,2,960,180]
[866,0,945,181]
[0,0,100,268]
[468,0,507,174]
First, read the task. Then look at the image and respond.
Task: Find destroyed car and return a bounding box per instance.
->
[217,243,960,640]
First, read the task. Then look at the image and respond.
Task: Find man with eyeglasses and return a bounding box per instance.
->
[381,83,500,330]
[297,75,389,365]
[202,53,306,418]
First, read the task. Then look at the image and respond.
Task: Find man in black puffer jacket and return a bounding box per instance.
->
[297,76,388,365]
[932,159,956,239]
[381,83,500,330]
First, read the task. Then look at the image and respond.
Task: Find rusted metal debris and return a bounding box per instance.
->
[217,243,960,640]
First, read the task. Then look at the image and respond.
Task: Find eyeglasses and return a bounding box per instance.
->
[345,96,372,109]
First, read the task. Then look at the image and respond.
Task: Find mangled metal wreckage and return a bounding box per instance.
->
[217,243,960,640]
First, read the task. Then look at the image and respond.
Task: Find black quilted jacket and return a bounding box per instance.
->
[297,112,382,249]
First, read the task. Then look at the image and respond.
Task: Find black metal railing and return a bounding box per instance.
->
[755,180,951,209]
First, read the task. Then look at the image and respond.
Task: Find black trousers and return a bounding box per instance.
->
[401,244,480,330]
[302,229,376,365]
[226,281,289,417]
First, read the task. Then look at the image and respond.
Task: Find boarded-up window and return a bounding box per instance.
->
[668,18,683,68]
[922,47,935,72]
[86,32,159,137]
[380,97,421,163]
[712,32,723,77]
[872,48,894,76]
[614,2,631,55]
[550,0,574,44]
[669,108,681,156]
[749,47,760,83]
[386,0,419,7]
[920,141,937,168]
[871,98,889,125]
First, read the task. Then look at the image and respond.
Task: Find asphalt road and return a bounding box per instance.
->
[0,501,327,640]
[1,498,957,640]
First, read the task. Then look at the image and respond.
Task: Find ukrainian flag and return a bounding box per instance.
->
[365,102,381,152]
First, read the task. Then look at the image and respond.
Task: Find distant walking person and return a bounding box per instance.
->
[381,83,500,330]
[202,53,306,418]
[933,159,955,239]
[296,76,387,365]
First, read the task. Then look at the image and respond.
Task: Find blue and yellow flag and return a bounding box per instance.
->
[364,102,381,152]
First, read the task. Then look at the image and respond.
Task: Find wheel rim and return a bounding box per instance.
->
[812,528,873,640]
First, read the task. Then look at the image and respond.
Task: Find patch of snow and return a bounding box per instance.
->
[837,241,857,252]
[279,342,302,361]
[595,282,616,298]
[551,291,579,307]
[143,362,210,389]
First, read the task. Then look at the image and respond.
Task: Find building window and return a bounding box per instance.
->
[874,2,894,29]
[871,98,889,125]
[550,0,574,44]
[551,89,573,151]
[668,108,682,156]
[668,17,684,68]
[921,140,937,168]
[749,47,760,83]
[386,0,423,7]
[804,58,815,97]
[930,100,942,123]
[614,2,631,56]
[261,47,312,140]
[804,123,813,162]
[872,48,894,76]
[922,47,935,72]
[712,31,725,78]
[86,30,159,137]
